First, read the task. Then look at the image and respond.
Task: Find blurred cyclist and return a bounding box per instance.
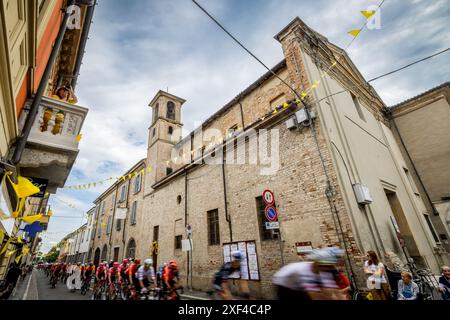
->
[272,247,347,300]
[212,251,250,300]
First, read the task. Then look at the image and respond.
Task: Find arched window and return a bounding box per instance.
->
[168,126,173,135]
[167,101,176,120]
[127,239,136,259]
[101,245,108,262]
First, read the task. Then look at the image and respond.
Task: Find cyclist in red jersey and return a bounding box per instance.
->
[108,263,120,285]
[118,259,129,285]
[127,259,141,290]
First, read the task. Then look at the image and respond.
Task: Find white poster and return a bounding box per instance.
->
[182,239,192,252]
[114,208,127,220]
[223,244,231,263]
[247,242,259,280]
[222,241,259,281]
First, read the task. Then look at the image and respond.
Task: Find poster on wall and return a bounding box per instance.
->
[222,240,260,281]
[247,242,260,280]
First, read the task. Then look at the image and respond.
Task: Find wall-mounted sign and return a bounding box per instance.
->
[296,241,313,255]
[265,222,280,230]
[263,189,275,206]
[265,206,278,222]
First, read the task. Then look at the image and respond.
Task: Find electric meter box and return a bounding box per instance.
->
[353,183,373,204]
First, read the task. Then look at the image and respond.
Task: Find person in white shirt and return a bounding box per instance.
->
[364,251,390,300]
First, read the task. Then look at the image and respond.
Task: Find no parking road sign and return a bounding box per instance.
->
[265,206,278,222]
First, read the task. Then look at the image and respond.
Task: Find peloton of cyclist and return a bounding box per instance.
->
[138,259,156,295]
[108,262,120,286]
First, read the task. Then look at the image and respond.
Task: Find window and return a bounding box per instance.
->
[134,173,142,194]
[228,124,239,138]
[168,126,173,135]
[127,239,136,259]
[153,128,156,137]
[167,101,176,120]
[207,209,220,246]
[120,184,128,202]
[101,201,105,216]
[111,193,116,208]
[153,226,159,242]
[166,167,173,176]
[97,226,102,238]
[175,235,182,250]
[424,214,440,243]
[351,93,366,122]
[130,201,137,225]
[177,195,182,205]
[106,216,112,235]
[116,219,122,231]
[153,103,159,123]
[256,196,279,241]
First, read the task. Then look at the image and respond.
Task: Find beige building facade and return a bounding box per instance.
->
[90,159,146,265]
[389,83,450,250]
[128,17,447,299]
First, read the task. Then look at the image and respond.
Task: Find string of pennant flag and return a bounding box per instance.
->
[65,4,382,193]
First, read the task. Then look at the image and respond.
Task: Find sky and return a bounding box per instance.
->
[40,0,450,253]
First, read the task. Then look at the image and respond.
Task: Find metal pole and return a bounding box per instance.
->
[189,235,193,291]
[277,229,285,266]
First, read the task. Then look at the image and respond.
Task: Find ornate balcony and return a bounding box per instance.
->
[15,96,89,193]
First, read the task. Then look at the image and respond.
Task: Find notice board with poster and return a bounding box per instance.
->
[222,240,260,281]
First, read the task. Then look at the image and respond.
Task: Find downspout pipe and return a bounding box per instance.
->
[222,155,233,242]
[11,0,77,166]
[71,0,97,89]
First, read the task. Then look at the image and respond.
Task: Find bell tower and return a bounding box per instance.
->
[146,90,186,192]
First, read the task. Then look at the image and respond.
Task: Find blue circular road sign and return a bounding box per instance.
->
[265,206,278,222]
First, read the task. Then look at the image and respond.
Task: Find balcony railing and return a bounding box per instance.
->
[19,96,88,152]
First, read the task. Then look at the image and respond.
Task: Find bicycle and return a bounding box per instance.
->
[80,276,92,296]
[412,269,438,300]
[92,279,107,300]
[50,274,59,289]
[106,281,121,300]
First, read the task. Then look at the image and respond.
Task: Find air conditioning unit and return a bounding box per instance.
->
[286,116,298,130]
[353,184,373,205]
[296,109,316,126]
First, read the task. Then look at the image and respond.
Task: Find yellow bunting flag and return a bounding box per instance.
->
[15,254,23,264]
[272,109,278,115]
[134,172,138,177]
[17,237,23,244]
[6,249,17,257]
[22,247,30,256]
[47,209,53,217]
[0,238,12,255]
[76,134,83,142]
[301,92,308,99]
[8,176,40,199]
[93,183,96,188]
[348,29,361,37]
[360,10,375,19]
[88,183,91,189]
[283,102,289,108]
[22,214,43,224]
[128,174,132,179]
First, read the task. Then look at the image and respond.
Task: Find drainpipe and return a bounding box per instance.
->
[184,170,190,290]
[11,0,77,166]
[221,162,233,242]
[238,101,245,130]
[71,0,97,89]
